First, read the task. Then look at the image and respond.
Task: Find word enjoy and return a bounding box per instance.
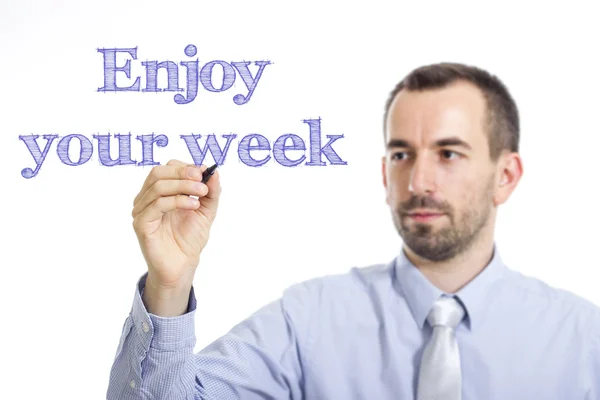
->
[97,44,270,105]
[19,118,347,178]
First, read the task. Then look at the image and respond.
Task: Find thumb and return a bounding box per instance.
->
[196,167,221,220]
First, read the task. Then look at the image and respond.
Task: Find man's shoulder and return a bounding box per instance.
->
[505,267,600,320]
[281,259,395,305]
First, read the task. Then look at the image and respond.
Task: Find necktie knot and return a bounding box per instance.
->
[418,296,465,400]
[427,296,465,330]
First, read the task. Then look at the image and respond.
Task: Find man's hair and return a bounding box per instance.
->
[383,62,519,161]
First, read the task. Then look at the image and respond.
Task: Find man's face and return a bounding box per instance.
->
[382,81,500,262]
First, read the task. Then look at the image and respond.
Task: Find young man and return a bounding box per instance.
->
[107,62,600,399]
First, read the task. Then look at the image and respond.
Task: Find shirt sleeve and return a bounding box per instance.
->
[106,271,313,400]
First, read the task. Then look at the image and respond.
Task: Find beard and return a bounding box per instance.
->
[391,176,495,262]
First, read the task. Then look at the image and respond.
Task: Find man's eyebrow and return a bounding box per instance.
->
[435,137,472,150]
[386,139,411,150]
[385,137,472,151]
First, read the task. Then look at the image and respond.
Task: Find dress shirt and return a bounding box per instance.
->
[106,243,600,399]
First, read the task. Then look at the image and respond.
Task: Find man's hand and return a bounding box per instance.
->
[131,159,221,315]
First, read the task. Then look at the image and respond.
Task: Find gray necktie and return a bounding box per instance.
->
[417,296,465,400]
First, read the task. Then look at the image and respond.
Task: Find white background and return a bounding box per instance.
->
[1,1,599,398]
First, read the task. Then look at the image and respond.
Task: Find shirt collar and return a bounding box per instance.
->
[393,242,507,331]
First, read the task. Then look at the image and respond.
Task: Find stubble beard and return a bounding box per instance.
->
[392,178,495,262]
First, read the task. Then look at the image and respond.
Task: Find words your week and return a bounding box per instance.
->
[19,118,347,179]
[97,44,270,105]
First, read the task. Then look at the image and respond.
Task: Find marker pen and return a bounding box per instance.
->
[201,163,218,183]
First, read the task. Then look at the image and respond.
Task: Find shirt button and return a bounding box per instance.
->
[142,321,149,333]
[130,380,135,388]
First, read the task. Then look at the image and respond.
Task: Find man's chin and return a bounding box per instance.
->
[401,236,457,262]
[402,219,447,234]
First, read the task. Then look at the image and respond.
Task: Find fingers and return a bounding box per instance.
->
[167,160,188,167]
[131,159,223,225]
[133,195,201,227]
[132,179,208,218]
[133,160,206,207]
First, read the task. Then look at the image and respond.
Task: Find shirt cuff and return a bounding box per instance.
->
[130,271,198,351]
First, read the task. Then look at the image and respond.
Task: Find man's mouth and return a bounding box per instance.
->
[406,210,445,222]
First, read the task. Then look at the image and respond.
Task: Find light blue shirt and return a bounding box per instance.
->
[107,243,600,399]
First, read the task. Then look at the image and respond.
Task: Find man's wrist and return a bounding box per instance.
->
[143,273,194,317]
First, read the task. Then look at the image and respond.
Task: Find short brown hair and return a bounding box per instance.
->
[383,62,519,161]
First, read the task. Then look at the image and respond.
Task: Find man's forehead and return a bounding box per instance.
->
[385,82,487,146]
[389,81,486,119]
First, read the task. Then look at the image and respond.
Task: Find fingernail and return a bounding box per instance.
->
[188,168,201,178]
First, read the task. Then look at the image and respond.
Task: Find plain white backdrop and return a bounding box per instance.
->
[2,1,599,398]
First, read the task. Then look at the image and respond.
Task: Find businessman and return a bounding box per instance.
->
[107,62,600,399]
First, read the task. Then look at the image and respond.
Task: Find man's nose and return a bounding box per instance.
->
[408,156,437,195]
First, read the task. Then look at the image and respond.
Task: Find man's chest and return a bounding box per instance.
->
[300,322,589,399]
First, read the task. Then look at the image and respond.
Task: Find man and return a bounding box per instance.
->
[107,62,600,399]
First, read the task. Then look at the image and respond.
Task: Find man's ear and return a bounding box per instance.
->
[382,156,393,206]
[381,156,388,189]
[494,152,523,206]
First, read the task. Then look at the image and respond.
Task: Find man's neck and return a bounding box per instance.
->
[403,236,495,293]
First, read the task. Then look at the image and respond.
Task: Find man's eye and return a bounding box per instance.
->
[392,152,408,160]
[442,150,459,159]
